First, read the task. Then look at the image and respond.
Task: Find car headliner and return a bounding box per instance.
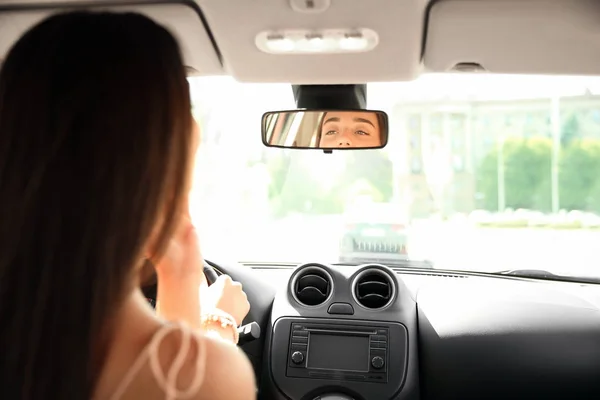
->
[0,0,599,84]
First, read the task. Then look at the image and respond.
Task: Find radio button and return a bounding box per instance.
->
[292,336,308,344]
[371,356,385,369]
[291,351,304,364]
[291,343,307,352]
[372,335,387,342]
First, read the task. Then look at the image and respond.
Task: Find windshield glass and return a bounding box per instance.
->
[188,74,600,278]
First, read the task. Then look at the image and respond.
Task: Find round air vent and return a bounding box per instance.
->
[291,266,333,306]
[353,268,395,309]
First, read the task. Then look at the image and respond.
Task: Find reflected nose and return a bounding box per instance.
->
[337,131,353,147]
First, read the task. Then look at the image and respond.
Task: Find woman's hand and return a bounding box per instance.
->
[153,200,205,285]
[151,195,249,337]
[153,198,206,328]
[201,275,250,326]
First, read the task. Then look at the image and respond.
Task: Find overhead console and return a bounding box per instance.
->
[198,0,425,83]
[260,263,419,400]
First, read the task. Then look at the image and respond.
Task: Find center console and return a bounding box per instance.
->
[286,320,404,383]
[260,263,419,400]
[271,317,408,399]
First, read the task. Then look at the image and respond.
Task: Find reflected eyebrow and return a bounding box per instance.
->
[353,117,375,128]
[323,116,376,128]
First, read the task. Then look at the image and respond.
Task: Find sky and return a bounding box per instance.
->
[368,74,600,105]
[189,73,600,111]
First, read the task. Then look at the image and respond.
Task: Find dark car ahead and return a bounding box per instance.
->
[338,202,411,265]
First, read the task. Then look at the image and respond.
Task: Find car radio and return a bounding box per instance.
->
[286,322,389,383]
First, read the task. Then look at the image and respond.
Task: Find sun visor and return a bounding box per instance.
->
[424,0,600,76]
[0,2,223,76]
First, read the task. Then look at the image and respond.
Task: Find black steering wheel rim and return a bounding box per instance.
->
[140,259,221,301]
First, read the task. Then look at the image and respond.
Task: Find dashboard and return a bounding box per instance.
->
[245,262,600,400]
[143,260,600,399]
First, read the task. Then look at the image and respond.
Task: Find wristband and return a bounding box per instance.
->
[200,309,239,344]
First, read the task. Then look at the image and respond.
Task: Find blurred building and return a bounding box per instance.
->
[389,95,600,217]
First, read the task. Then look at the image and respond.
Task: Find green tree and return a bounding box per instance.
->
[333,151,394,203]
[477,136,600,213]
[266,153,290,201]
[561,114,580,147]
[476,137,552,211]
[265,150,394,217]
[509,137,552,211]
[559,138,600,211]
[265,153,344,216]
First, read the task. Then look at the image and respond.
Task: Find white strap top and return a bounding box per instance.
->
[109,322,207,400]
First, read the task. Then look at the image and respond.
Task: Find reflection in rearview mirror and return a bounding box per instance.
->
[262,110,389,150]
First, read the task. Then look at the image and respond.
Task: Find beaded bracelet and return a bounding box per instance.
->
[200,309,239,344]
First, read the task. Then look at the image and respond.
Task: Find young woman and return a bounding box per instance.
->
[317,111,387,148]
[0,10,255,400]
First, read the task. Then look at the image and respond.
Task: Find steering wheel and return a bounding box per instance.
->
[201,261,262,344]
[140,260,261,345]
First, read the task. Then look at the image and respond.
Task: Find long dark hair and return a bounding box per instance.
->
[0,11,192,399]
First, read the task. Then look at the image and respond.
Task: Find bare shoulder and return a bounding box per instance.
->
[194,334,257,400]
[151,325,255,400]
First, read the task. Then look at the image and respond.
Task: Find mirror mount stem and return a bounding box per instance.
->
[291,84,367,110]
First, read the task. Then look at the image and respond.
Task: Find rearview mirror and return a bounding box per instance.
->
[262,110,389,150]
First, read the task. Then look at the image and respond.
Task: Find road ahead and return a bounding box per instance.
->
[198,216,600,278]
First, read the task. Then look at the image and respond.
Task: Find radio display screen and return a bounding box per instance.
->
[307,333,370,372]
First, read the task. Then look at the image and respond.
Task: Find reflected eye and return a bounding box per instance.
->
[324,130,337,136]
[355,130,370,136]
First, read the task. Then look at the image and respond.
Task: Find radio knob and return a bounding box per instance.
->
[371,356,385,369]
[291,351,304,364]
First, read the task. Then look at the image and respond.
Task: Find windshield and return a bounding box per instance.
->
[188,74,600,278]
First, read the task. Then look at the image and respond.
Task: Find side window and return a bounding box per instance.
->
[411,157,422,174]
[410,134,419,149]
[453,155,464,172]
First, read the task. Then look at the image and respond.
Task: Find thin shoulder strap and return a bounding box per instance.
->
[109,322,207,400]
